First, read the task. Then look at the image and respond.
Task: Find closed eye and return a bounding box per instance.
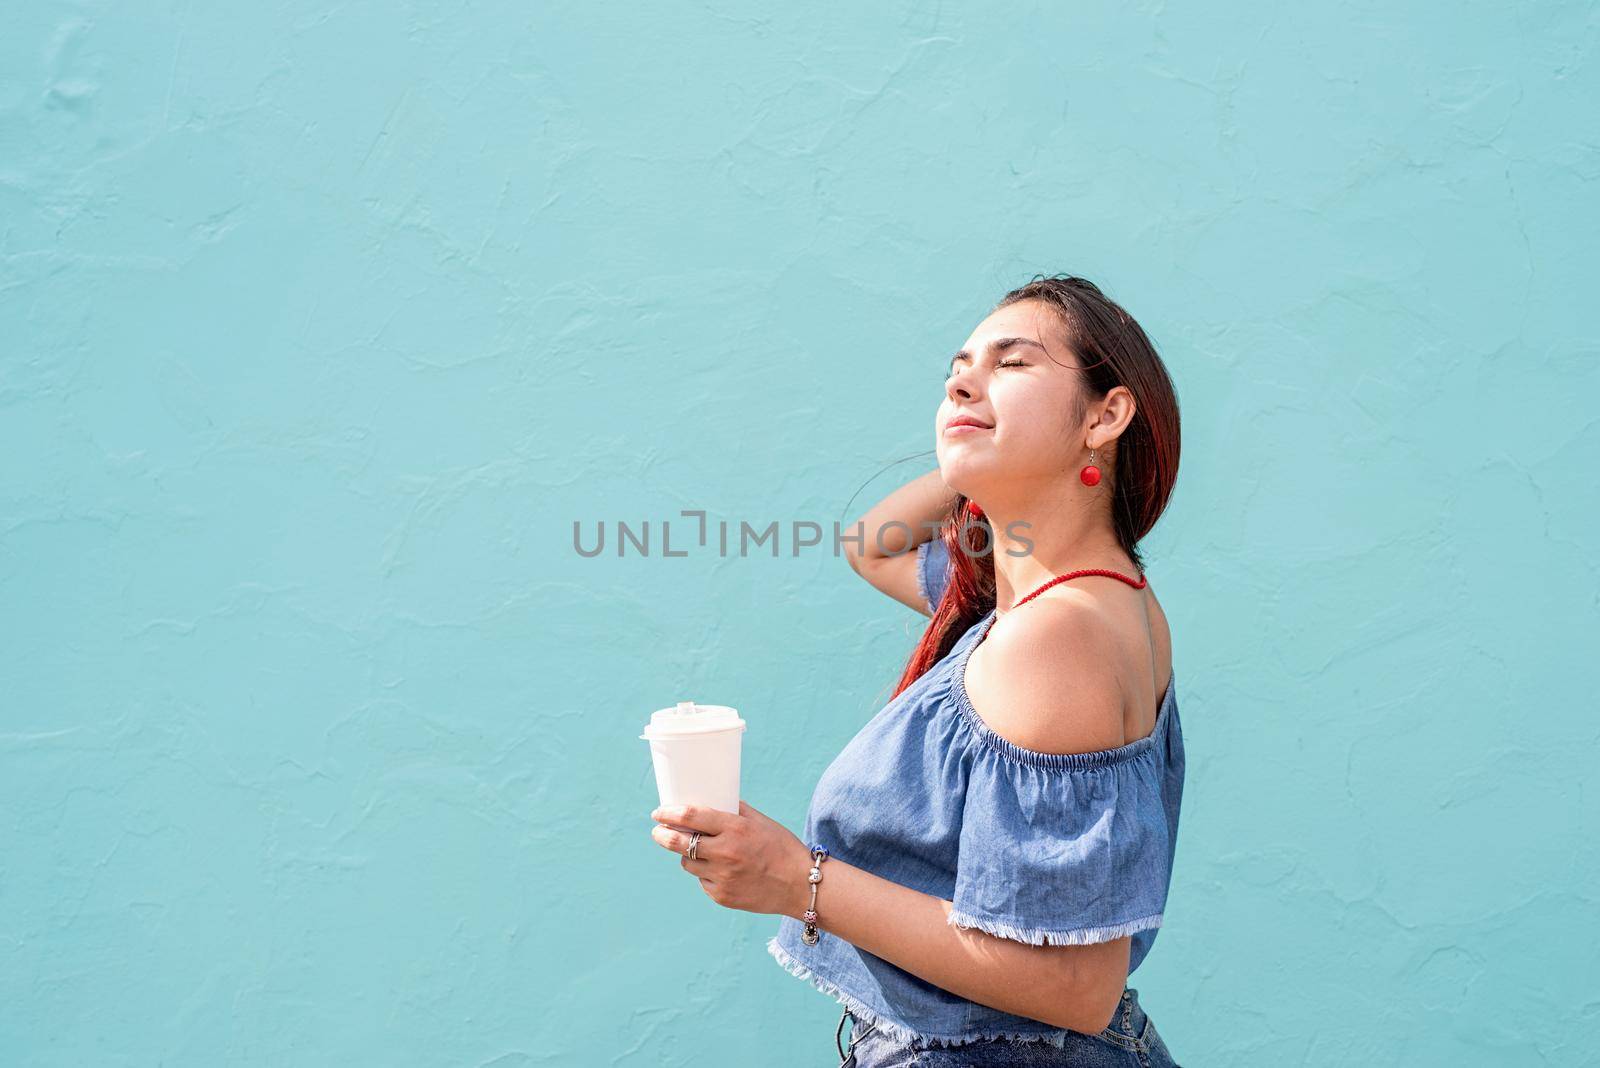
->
[947,357,1028,377]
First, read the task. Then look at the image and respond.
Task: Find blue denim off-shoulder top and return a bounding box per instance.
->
[767,539,1186,1050]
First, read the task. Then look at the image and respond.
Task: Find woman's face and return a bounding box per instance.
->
[936,299,1085,501]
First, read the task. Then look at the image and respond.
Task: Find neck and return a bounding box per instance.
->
[977,485,1136,612]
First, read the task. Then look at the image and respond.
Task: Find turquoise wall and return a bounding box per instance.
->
[3,3,1595,1064]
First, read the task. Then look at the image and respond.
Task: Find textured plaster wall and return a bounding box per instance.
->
[2,3,1597,1065]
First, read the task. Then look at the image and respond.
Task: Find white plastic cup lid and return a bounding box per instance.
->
[640,700,746,740]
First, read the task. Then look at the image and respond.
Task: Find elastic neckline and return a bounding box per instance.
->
[952,608,1177,770]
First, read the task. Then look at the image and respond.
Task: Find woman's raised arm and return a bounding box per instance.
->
[842,469,956,616]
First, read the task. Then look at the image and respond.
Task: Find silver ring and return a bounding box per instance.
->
[686,831,701,861]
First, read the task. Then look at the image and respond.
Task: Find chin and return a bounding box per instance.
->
[935,457,993,499]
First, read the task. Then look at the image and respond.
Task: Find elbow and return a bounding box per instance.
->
[1071,991,1121,1037]
[1045,960,1125,1037]
[1088,979,1129,1037]
[841,521,869,574]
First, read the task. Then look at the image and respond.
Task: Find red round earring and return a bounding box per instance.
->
[966,500,984,519]
[1079,447,1102,487]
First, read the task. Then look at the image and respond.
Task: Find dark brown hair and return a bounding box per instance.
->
[890,274,1181,698]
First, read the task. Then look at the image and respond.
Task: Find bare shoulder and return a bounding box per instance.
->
[963,594,1128,757]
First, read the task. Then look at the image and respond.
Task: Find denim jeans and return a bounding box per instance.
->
[836,988,1180,1067]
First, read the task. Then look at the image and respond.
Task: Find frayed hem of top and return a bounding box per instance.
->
[764,935,1075,1050]
[914,543,935,613]
[945,908,1163,946]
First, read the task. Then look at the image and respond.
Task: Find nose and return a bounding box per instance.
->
[946,363,980,404]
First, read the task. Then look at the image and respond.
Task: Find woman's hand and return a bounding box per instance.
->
[649,799,812,917]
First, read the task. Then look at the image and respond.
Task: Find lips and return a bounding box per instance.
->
[945,415,994,433]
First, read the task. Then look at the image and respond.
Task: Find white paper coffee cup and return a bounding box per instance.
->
[640,701,746,816]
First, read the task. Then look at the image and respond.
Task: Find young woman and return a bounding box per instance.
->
[649,275,1184,1065]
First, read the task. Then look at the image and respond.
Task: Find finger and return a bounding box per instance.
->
[651,824,715,858]
[650,804,733,834]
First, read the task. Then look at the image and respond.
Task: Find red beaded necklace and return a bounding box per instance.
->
[1006,566,1148,613]
[975,567,1147,650]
